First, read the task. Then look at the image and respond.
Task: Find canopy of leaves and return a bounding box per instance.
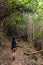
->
[8,0,43,13]
[0,0,43,40]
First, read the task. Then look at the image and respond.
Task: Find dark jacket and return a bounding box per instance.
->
[11,39,17,49]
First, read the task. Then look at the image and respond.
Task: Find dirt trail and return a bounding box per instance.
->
[0,39,29,65]
[0,37,43,65]
[0,34,29,65]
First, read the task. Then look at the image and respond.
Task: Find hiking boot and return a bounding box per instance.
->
[13,56,15,60]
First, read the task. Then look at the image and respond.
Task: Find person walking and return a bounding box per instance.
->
[11,37,17,60]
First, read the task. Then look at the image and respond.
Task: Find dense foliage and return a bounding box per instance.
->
[0,0,43,50]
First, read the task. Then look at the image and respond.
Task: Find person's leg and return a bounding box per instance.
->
[13,51,16,60]
[14,52,16,57]
[13,52,15,60]
[13,52,15,57]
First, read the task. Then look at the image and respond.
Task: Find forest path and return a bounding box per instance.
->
[0,37,29,65]
[0,36,43,65]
